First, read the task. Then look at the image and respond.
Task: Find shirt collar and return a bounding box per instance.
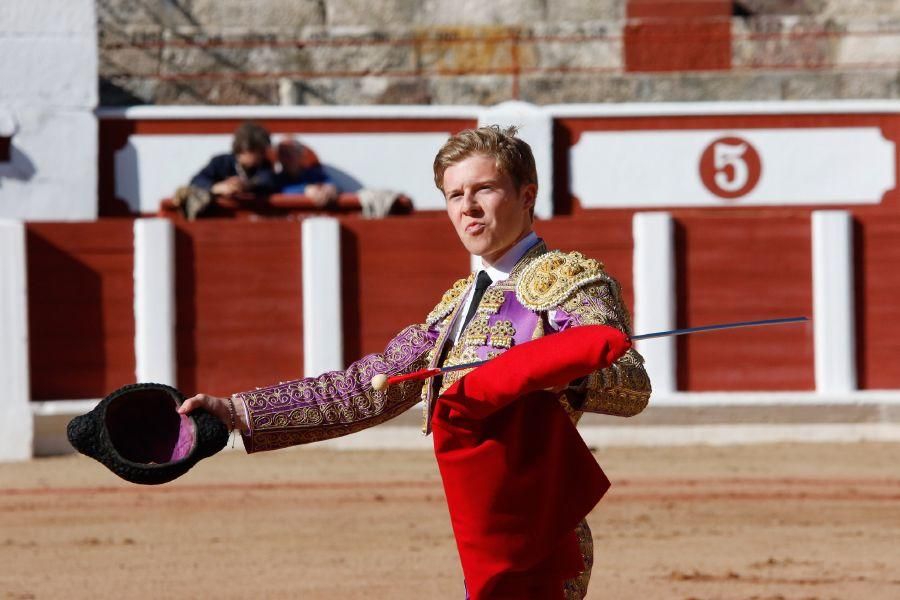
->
[478,231,539,283]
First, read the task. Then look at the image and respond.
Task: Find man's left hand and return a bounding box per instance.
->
[306,183,338,207]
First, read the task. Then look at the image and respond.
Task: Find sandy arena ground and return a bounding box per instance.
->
[1,442,898,599]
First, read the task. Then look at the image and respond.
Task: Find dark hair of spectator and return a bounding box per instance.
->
[232,122,271,155]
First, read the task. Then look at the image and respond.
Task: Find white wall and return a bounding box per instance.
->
[0,0,98,220]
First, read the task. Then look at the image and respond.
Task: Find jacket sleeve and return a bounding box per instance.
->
[246,163,278,194]
[189,155,230,191]
[552,278,652,417]
[234,324,438,452]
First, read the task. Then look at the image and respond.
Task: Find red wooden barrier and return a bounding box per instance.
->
[339,214,469,361]
[27,222,136,400]
[23,211,900,398]
[173,220,302,397]
[854,213,900,390]
[675,213,815,391]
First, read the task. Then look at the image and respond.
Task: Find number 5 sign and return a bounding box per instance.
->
[699,136,762,199]
[571,127,895,208]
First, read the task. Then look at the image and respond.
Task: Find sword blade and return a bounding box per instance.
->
[439,316,809,374]
[632,316,809,341]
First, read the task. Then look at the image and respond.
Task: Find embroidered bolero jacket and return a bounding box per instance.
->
[236,241,652,453]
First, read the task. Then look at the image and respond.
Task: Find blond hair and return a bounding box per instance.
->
[433,125,538,194]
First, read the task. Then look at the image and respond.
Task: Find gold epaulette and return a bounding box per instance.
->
[515,250,607,311]
[425,274,473,325]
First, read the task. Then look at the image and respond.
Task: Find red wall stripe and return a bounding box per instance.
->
[853,213,900,390]
[675,213,815,391]
[339,214,469,362]
[624,0,731,72]
[174,220,302,397]
[627,0,732,19]
[27,222,136,400]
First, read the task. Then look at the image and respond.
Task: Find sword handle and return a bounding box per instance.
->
[372,368,442,391]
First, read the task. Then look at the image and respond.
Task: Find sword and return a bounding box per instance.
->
[370,316,809,391]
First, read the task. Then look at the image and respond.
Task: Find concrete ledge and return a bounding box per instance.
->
[386,393,900,426]
[578,423,900,447]
[300,423,900,450]
[32,400,98,457]
[578,403,897,426]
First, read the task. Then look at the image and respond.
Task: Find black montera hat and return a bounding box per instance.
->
[67,383,229,485]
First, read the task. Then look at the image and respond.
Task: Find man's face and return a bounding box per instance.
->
[443,154,536,265]
[236,150,265,170]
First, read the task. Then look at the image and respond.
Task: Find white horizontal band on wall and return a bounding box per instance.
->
[812,210,857,393]
[302,217,344,377]
[632,212,677,397]
[133,218,177,386]
[0,220,33,460]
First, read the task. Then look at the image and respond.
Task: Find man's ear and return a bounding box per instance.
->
[520,183,537,211]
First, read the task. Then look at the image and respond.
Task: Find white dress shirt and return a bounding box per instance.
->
[450,231,543,343]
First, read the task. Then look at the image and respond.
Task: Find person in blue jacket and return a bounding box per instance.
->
[275,138,338,207]
[189,122,277,197]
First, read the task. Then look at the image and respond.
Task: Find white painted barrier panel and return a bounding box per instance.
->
[134,218,177,386]
[572,128,896,208]
[812,211,857,393]
[0,220,33,460]
[633,212,676,396]
[302,217,344,377]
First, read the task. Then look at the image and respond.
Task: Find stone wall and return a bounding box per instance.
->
[98,0,900,105]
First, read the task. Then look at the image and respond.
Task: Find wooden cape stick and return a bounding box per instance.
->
[370,316,809,391]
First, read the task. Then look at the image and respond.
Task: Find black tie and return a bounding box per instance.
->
[461,270,492,333]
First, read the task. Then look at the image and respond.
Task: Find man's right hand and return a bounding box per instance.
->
[210,176,244,196]
[178,393,249,434]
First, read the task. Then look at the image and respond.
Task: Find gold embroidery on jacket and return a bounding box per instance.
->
[516,250,607,311]
[563,519,594,599]
[477,288,506,314]
[422,275,475,432]
[437,341,478,395]
[581,348,651,417]
[240,325,434,450]
[488,319,516,349]
[561,279,651,417]
[531,316,545,341]
[464,314,491,346]
[426,275,473,326]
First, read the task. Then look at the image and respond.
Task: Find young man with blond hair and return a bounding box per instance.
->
[182,125,651,599]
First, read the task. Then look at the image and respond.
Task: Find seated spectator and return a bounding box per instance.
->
[276,138,339,207]
[173,122,276,219]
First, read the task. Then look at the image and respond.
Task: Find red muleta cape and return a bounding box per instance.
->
[432,325,632,600]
